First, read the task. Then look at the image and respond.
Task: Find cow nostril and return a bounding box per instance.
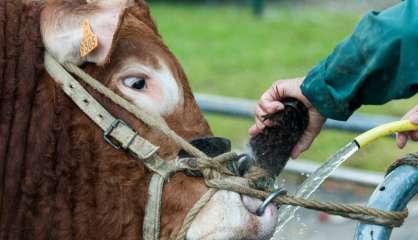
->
[241,195,263,215]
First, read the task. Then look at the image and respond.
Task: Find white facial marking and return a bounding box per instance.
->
[186,190,277,240]
[115,58,183,116]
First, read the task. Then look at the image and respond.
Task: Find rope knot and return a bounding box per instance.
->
[197,152,238,180]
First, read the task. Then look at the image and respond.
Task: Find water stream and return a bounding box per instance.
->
[271,141,359,239]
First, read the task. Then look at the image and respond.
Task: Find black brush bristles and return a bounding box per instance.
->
[249,98,309,177]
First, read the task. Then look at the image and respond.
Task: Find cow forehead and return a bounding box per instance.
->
[111,14,161,68]
[101,8,187,116]
[109,9,182,84]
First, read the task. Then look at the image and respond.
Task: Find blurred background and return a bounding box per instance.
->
[148,1,418,239]
[148,0,415,173]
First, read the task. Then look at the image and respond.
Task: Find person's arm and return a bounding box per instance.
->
[302,0,418,121]
[251,0,418,158]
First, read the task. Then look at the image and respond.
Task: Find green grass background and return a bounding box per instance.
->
[149,2,418,172]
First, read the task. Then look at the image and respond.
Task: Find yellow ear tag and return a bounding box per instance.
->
[80,18,98,58]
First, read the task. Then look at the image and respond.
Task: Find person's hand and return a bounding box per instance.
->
[249,78,326,159]
[396,105,418,149]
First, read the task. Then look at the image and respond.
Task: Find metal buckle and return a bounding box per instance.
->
[256,188,287,216]
[103,119,138,150]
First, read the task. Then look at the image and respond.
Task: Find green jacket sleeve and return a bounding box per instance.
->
[301,0,418,121]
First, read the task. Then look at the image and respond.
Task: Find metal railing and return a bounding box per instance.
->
[354,165,418,240]
[195,93,400,135]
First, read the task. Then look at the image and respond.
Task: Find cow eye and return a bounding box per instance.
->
[123,76,146,90]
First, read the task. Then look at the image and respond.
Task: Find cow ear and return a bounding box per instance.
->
[41,0,133,65]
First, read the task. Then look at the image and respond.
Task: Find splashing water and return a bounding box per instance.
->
[271,141,359,240]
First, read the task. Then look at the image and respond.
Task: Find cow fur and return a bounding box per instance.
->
[0,1,213,239]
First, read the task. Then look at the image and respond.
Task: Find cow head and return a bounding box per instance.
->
[40,0,277,239]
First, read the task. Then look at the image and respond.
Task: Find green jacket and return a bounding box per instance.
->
[301,0,418,121]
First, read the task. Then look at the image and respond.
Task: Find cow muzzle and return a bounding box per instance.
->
[180,99,309,239]
[178,137,279,239]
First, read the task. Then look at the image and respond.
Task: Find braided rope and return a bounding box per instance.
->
[172,188,218,240]
[386,153,418,176]
[63,62,410,238]
[207,179,408,228]
[197,152,237,178]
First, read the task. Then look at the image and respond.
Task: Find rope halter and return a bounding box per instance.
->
[44,52,409,240]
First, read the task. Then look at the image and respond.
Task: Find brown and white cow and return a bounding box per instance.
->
[0,0,277,239]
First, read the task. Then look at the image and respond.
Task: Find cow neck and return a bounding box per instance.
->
[43,52,248,240]
[44,52,186,240]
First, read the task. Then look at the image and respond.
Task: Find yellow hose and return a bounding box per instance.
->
[354,120,418,148]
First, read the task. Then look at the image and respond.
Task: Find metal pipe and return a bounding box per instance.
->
[195,94,399,134]
[354,165,418,240]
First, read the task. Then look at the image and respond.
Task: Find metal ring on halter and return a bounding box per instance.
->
[237,154,253,176]
[256,188,287,216]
